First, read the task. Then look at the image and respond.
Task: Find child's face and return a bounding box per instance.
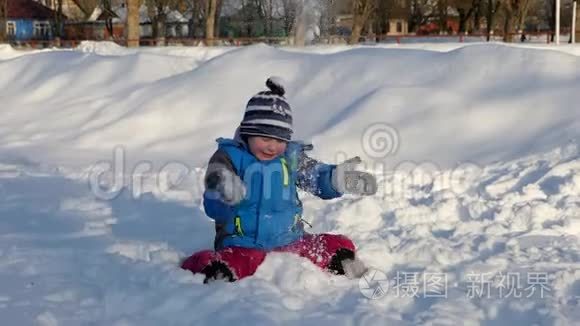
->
[248,136,287,161]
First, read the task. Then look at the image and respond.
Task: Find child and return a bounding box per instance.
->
[181,77,377,283]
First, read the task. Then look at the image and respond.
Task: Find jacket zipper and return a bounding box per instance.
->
[255,163,263,244]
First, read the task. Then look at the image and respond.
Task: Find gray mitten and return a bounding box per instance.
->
[216,169,247,205]
[331,157,377,196]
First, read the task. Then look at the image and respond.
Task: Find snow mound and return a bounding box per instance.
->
[75,41,133,56]
[0,44,26,60]
[3,43,579,167]
[0,43,14,54]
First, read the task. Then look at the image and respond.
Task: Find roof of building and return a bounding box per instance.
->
[8,0,64,20]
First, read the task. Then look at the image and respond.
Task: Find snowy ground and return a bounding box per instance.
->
[1,41,580,325]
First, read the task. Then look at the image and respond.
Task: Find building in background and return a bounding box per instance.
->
[334,0,410,38]
[6,0,63,41]
[36,0,99,21]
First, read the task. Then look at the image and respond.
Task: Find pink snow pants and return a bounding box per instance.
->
[181,233,355,280]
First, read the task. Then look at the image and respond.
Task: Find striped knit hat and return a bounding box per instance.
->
[239,77,293,142]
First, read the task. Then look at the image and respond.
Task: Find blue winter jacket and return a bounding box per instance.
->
[203,137,342,250]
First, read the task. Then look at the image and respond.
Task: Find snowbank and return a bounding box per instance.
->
[0,139,578,325]
[0,43,33,60]
[76,41,134,56]
[1,43,579,167]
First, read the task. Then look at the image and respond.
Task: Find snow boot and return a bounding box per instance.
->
[328,248,368,279]
[201,261,235,284]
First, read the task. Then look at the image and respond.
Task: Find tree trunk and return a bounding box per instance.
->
[458,9,466,33]
[572,1,580,43]
[294,0,305,46]
[349,0,374,44]
[503,5,513,42]
[0,0,7,43]
[152,16,158,38]
[350,0,360,44]
[214,0,222,38]
[126,0,140,47]
[156,12,166,46]
[188,18,195,37]
[350,21,363,43]
[549,0,555,42]
[515,0,531,35]
[253,0,266,37]
[281,0,295,37]
[486,0,495,41]
[189,0,201,38]
[375,0,388,36]
[409,0,427,33]
[265,0,273,37]
[52,0,63,39]
[439,0,448,34]
[473,0,482,33]
[205,0,218,45]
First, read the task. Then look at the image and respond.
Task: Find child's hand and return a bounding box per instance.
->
[331,157,378,196]
[216,169,247,205]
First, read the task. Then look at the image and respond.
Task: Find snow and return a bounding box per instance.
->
[1,41,580,325]
[76,41,133,56]
[87,7,103,22]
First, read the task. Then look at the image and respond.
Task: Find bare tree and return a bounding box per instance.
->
[52,0,64,40]
[350,0,376,43]
[451,0,481,33]
[235,0,258,37]
[545,0,556,42]
[486,0,500,41]
[238,0,268,37]
[126,0,140,47]
[190,0,200,37]
[294,0,306,45]
[372,0,388,36]
[499,0,533,42]
[570,0,580,43]
[280,0,297,37]
[146,0,185,44]
[501,1,514,41]
[204,0,218,44]
[214,0,223,37]
[256,0,275,36]
[515,0,533,31]
[146,0,167,44]
[0,0,7,43]
[183,0,204,37]
[472,0,484,32]
[409,0,433,33]
[438,0,449,33]
[319,0,338,38]
[102,0,114,39]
